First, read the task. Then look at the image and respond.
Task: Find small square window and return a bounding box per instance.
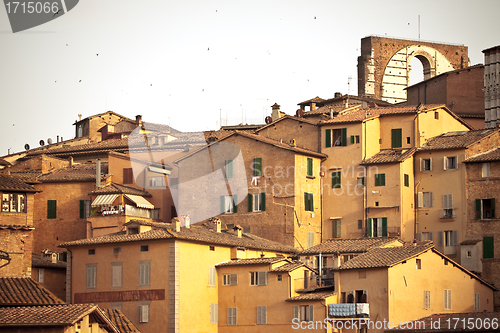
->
[88,249,96,255]
[375,202,379,207]
[416,259,422,269]
[407,137,411,144]
[140,245,149,252]
[466,251,472,258]
[435,112,439,119]
[209,246,215,251]
[113,247,121,255]
[277,274,282,281]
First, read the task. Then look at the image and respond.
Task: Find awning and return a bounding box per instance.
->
[91,194,119,207]
[124,194,154,209]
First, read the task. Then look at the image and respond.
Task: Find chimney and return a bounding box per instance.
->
[329,108,334,119]
[176,218,181,232]
[96,160,101,188]
[69,156,74,167]
[184,215,190,229]
[311,102,316,110]
[234,225,242,238]
[215,218,222,233]
[334,92,342,98]
[5,165,10,176]
[271,103,281,122]
[51,253,57,263]
[136,115,143,126]
[57,135,59,143]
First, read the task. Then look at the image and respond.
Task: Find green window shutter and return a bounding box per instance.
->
[253,158,262,176]
[404,174,409,187]
[332,172,341,189]
[476,199,482,219]
[225,160,233,178]
[248,194,253,212]
[261,192,266,211]
[304,193,308,211]
[80,200,85,219]
[310,194,314,211]
[381,174,385,186]
[220,196,225,214]
[232,195,237,213]
[382,217,388,237]
[307,158,313,177]
[483,237,494,259]
[350,135,355,144]
[47,200,57,219]
[392,128,402,148]
[325,129,332,148]
[341,128,347,146]
[375,174,386,186]
[368,218,372,237]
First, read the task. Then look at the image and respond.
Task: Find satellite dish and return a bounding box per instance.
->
[295,109,304,118]
[39,140,45,146]
[265,116,273,124]
[24,144,30,151]
[47,138,53,145]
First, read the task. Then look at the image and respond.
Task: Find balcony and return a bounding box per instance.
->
[328,303,370,318]
[294,276,335,291]
[360,226,401,237]
[440,209,456,220]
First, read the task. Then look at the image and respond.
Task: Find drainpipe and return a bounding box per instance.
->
[96,160,101,188]
[66,248,72,304]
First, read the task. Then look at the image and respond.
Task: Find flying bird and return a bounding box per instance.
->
[79,80,82,82]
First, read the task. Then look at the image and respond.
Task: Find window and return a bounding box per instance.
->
[113,247,121,255]
[210,303,218,324]
[222,274,238,286]
[332,220,341,238]
[417,192,433,208]
[483,237,494,259]
[209,246,215,251]
[442,194,454,218]
[404,174,409,187]
[221,195,237,214]
[444,156,458,170]
[150,177,164,187]
[307,232,314,248]
[306,158,313,178]
[248,193,266,212]
[209,266,216,286]
[439,230,458,247]
[475,293,480,311]
[227,307,237,325]
[357,177,366,187]
[88,249,96,255]
[466,250,472,258]
[368,217,387,237]
[304,192,314,212]
[424,291,431,310]
[434,111,439,119]
[444,289,452,310]
[325,129,332,148]
[350,135,360,144]
[86,264,97,289]
[482,163,491,177]
[416,259,422,269]
[111,262,123,288]
[139,261,150,286]
[420,158,432,171]
[224,160,233,178]
[277,274,282,282]
[250,271,267,286]
[331,171,341,189]
[407,137,411,144]
[79,200,90,219]
[476,198,496,219]
[140,245,149,252]
[293,305,314,321]
[123,168,133,184]
[326,128,347,147]
[37,268,44,283]
[374,174,385,186]
[391,128,402,148]
[252,157,262,176]
[138,304,149,323]
[257,306,267,325]
[1,193,26,213]
[47,200,57,219]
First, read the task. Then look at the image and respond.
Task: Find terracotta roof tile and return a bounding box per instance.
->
[0,174,38,192]
[300,237,400,255]
[90,183,151,197]
[0,304,119,332]
[460,238,483,245]
[216,257,288,267]
[298,96,326,105]
[59,224,297,254]
[465,147,500,163]
[0,224,35,231]
[361,148,416,165]
[0,277,65,305]
[31,254,67,269]
[420,129,498,151]
[255,115,320,132]
[287,290,336,301]
[38,163,109,182]
[269,260,312,272]
[25,138,130,157]
[0,158,11,166]
[338,242,434,270]
[8,171,42,182]
[103,308,141,333]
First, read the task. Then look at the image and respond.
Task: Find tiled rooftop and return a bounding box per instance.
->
[269,260,312,273]
[0,304,118,332]
[37,162,109,182]
[286,290,336,301]
[103,308,141,333]
[31,254,67,269]
[338,242,434,270]
[90,182,152,197]
[361,148,416,165]
[59,223,298,254]
[254,115,320,132]
[0,224,35,231]
[0,277,65,305]
[300,237,400,255]
[0,157,11,166]
[465,147,500,163]
[297,96,326,105]
[216,257,288,267]
[420,129,498,151]
[0,174,38,192]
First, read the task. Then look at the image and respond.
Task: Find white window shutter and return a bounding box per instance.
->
[429,158,432,171]
[449,194,453,209]
[258,271,267,285]
[309,305,314,321]
[417,232,422,241]
[417,192,423,208]
[429,192,433,207]
[452,230,458,246]
[443,195,448,209]
[438,231,444,246]
[420,158,423,171]
[293,305,299,319]
[443,156,448,170]
[429,232,433,241]
[230,273,238,285]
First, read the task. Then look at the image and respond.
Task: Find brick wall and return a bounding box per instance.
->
[0,228,33,277]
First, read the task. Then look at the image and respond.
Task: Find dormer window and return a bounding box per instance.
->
[129,227,139,235]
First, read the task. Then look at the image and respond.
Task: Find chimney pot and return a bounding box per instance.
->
[136,115,143,125]
[334,92,342,98]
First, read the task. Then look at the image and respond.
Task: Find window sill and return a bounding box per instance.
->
[306,176,316,180]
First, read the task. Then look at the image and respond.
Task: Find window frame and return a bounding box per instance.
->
[227,307,237,326]
[306,158,314,178]
[252,157,263,176]
[86,264,97,289]
[47,200,57,219]
[444,289,452,310]
[208,266,216,286]
[332,220,341,238]
[444,156,458,170]
[374,174,386,186]
[304,192,314,212]
[1,193,27,213]
[391,128,403,148]
[221,195,237,214]
[222,273,238,286]
[257,306,267,325]
[331,171,341,189]
[210,303,218,324]
[420,158,432,171]
[111,262,123,288]
[248,193,266,212]
[224,159,233,178]
[482,163,491,177]
[138,304,150,323]
[424,290,431,310]
[250,271,267,286]
[139,261,151,287]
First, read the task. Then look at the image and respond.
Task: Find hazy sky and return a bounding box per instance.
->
[0,0,498,155]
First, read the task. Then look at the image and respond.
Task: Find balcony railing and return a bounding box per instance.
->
[91,204,151,219]
[294,276,334,290]
[328,303,370,318]
[440,209,456,219]
[360,226,401,237]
